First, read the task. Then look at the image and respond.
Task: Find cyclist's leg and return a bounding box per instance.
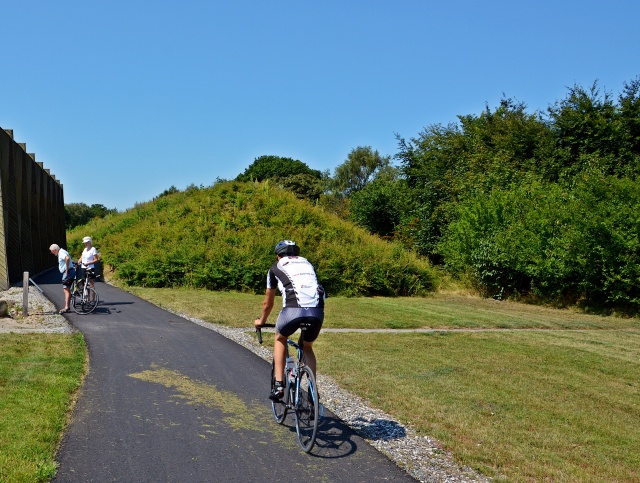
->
[302,342,317,378]
[300,313,323,378]
[274,308,301,383]
[273,331,287,384]
[270,360,287,422]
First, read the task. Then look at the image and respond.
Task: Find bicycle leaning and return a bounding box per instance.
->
[70,267,99,314]
[255,322,322,453]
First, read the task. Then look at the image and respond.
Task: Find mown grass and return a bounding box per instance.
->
[0,333,86,482]
[125,286,637,330]
[127,286,640,481]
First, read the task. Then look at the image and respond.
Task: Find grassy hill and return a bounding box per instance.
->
[68,181,438,296]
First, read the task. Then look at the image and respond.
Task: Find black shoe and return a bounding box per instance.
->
[269,382,285,401]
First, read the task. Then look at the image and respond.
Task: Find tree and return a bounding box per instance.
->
[349,167,404,237]
[332,146,391,197]
[156,185,180,198]
[65,203,117,230]
[395,98,553,258]
[618,77,640,169]
[546,81,621,177]
[236,155,321,182]
[278,173,325,201]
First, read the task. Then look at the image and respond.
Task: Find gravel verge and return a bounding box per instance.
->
[0,287,74,334]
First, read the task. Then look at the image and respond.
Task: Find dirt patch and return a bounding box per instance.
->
[0,286,74,334]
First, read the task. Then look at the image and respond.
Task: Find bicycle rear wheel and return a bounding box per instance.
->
[72,287,99,314]
[271,360,287,424]
[294,366,319,453]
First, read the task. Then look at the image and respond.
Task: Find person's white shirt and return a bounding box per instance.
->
[81,246,98,269]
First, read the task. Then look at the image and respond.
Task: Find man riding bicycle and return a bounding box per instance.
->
[254,240,325,401]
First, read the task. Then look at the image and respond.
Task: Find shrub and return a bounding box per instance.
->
[439,173,640,309]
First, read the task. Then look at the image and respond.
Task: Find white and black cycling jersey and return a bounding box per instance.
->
[267,256,324,308]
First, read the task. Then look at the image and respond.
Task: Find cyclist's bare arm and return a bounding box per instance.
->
[255,288,276,328]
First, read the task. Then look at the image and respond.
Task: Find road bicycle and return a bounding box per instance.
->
[255,322,321,453]
[71,267,99,314]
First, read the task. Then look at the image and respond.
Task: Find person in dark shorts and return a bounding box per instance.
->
[255,240,325,400]
[49,243,76,313]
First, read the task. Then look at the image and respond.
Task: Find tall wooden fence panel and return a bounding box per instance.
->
[0,128,66,289]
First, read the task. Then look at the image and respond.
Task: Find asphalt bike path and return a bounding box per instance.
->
[36,269,414,482]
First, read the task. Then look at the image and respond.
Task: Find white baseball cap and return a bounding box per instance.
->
[82,236,92,243]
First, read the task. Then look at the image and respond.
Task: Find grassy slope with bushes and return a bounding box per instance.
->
[68,181,437,296]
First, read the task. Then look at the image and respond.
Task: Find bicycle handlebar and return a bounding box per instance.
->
[254,322,275,344]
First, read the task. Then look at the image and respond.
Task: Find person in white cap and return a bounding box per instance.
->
[78,236,99,299]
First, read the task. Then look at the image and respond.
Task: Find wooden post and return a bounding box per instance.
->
[23,272,29,316]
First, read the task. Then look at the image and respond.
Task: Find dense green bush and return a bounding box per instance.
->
[439,173,640,309]
[68,181,437,297]
[395,79,640,263]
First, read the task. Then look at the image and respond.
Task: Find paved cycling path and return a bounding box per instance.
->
[36,269,415,482]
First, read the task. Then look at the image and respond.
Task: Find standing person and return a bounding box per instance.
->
[254,240,325,401]
[49,244,75,314]
[78,236,99,298]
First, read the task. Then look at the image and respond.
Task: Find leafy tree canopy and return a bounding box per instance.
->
[349,167,404,238]
[65,203,117,230]
[332,146,391,197]
[236,155,321,182]
[547,79,640,178]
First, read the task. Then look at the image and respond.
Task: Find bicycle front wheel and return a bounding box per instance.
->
[294,366,319,453]
[72,288,99,314]
[271,360,287,424]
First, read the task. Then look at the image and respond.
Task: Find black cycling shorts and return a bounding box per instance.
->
[276,307,324,341]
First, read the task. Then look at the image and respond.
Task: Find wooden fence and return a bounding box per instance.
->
[0,128,66,289]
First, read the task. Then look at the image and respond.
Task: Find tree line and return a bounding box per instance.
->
[237,78,640,311]
[66,77,640,311]
[65,203,117,230]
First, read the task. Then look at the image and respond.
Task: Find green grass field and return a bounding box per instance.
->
[3,287,639,481]
[127,287,640,482]
[0,333,86,483]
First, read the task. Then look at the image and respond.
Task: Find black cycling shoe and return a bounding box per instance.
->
[269,382,285,401]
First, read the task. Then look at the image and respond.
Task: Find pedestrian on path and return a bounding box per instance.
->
[49,243,76,313]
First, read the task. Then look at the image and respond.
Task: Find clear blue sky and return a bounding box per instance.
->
[2,0,638,212]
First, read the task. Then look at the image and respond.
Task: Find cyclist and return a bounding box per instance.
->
[78,236,99,300]
[49,243,75,313]
[254,240,325,401]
